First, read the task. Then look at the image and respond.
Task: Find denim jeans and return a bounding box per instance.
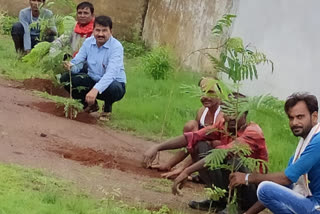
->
[258,181,320,214]
[11,22,55,52]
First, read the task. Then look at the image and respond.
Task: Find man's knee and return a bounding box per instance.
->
[183,120,198,132]
[11,22,24,35]
[60,72,70,83]
[193,141,212,159]
[103,81,125,101]
[257,181,276,203]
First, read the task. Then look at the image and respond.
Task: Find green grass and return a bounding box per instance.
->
[0,34,297,173]
[0,35,52,80]
[248,103,297,172]
[0,163,180,214]
[110,57,201,140]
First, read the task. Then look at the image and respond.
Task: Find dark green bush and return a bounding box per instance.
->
[121,40,147,59]
[141,46,175,80]
[0,12,18,35]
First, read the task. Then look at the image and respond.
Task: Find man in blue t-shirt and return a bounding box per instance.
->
[229,92,320,214]
[11,0,57,53]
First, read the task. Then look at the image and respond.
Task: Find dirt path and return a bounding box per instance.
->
[0,78,206,213]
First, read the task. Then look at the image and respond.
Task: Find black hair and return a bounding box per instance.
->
[284,92,318,115]
[77,1,94,14]
[94,16,112,29]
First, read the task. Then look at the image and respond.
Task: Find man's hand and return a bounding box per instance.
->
[172,170,189,195]
[85,88,99,105]
[151,163,171,172]
[142,145,159,168]
[63,61,72,71]
[161,167,184,179]
[229,172,246,188]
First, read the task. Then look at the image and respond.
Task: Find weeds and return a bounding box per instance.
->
[36,92,83,119]
[0,11,18,35]
[141,46,175,80]
[121,40,147,59]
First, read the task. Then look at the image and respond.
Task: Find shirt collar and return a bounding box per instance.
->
[91,36,113,48]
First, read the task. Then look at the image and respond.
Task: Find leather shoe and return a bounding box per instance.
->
[188,199,226,212]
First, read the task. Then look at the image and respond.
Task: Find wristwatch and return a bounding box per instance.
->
[245,173,250,186]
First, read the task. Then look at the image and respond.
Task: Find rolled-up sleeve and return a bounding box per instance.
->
[19,10,31,51]
[185,125,222,152]
[285,135,320,183]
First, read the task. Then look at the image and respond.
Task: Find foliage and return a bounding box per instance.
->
[0,11,18,35]
[210,14,273,83]
[141,46,176,80]
[121,40,147,59]
[42,45,73,74]
[29,0,76,41]
[205,144,267,213]
[55,15,76,36]
[45,0,76,16]
[205,186,227,201]
[22,42,52,65]
[36,92,83,119]
[205,143,267,173]
[212,14,237,36]
[201,14,273,213]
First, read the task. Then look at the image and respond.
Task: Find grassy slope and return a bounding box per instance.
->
[0,164,176,214]
[0,34,296,173]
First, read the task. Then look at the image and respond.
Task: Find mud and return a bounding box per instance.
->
[32,102,97,124]
[23,78,69,97]
[49,143,162,178]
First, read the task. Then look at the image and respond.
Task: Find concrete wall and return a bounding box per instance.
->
[1,0,148,40]
[231,0,320,101]
[73,0,148,40]
[2,0,236,72]
[142,0,237,73]
[1,0,29,16]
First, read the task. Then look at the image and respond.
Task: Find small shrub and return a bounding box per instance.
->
[22,42,52,65]
[121,40,146,59]
[141,46,175,80]
[0,11,18,35]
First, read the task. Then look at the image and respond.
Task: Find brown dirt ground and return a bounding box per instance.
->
[0,77,206,213]
[0,77,268,214]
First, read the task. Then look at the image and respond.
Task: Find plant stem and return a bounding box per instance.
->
[68,69,73,119]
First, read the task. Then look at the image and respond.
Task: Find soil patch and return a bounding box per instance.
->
[23,78,69,97]
[49,144,162,178]
[32,102,97,124]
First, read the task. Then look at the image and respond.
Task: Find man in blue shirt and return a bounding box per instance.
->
[11,0,56,53]
[229,92,320,214]
[62,16,126,121]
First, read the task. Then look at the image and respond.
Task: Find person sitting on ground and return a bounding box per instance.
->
[62,16,126,121]
[11,0,57,54]
[143,96,268,213]
[229,92,320,214]
[49,1,95,58]
[151,77,224,179]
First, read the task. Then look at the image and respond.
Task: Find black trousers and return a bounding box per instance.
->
[60,72,126,113]
[11,22,55,52]
[192,141,258,211]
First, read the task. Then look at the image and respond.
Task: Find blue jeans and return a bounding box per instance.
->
[258,181,320,214]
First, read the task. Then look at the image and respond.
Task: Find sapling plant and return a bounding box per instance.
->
[202,14,273,213]
[181,14,273,213]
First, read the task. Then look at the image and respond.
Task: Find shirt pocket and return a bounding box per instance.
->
[87,59,97,71]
